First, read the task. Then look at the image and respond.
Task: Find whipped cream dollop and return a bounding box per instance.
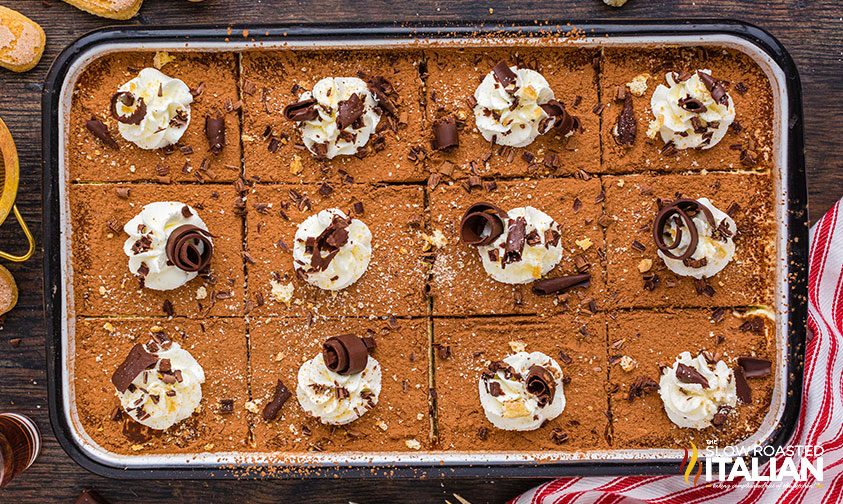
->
[657,198,736,279]
[294,77,381,159]
[116,341,205,431]
[478,351,566,431]
[296,352,382,425]
[293,208,372,291]
[477,206,563,284]
[647,70,735,150]
[659,351,737,429]
[113,67,193,150]
[123,201,211,291]
[473,65,560,147]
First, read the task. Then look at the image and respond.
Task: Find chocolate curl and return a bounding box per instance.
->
[540,99,580,136]
[205,113,226,154]
[283,98,319,122]
[459,202,507,246]
[111,343,158,393]
[678,97,707,114]
[491,60,517,89]
[431,117,459,151]
[336,93,365,130]
[526,365,556,407]
[697,71,729,106]
[322,334,370,376]
[531,273,592,296]
[262,379,292,421]
[502,216,527,266]
[652,198,715,262]
[165,224,213,273]
[110,91,147,125]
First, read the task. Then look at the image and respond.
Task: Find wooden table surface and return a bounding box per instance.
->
[0,1,839,502]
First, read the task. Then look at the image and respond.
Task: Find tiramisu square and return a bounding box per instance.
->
[245,183,427,318]
[608,309,775,449]
[67,52,242,183]
[424,47,600,179]
[433,315,609,451]
[603,172,776,309]
[428,178,606,316]
[248,316,431,452]
[241,50,426,184]
[69,183,244,317]
[74,317,249,454]
[600,47,774,174]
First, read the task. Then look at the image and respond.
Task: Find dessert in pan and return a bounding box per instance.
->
[65,43,777,458]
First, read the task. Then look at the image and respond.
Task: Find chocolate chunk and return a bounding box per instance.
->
[85,117,119,149]
[675,363,710,388]
[739,317,765,335]
[491,60,517,89]
[433,343,451,360]
[502,217,527,266]
[531,273,591,296]
[712,405,732,428]
[352,201,365,216]
[283,98,319,122]
[262,379,293,421]
[697,71,729,105]
[631,240,646,252]
[735,366,752,403]
[337,93,365,130]
[526,365,556,406]
[165,225,213,273]
[627,375,659,401]
[431,117,459,151]
[613,94,636,146]
[322,334,369,376]
[711,307,727,323]
[204,114,226,155]
[75,490,111,504]
[219,399,234,414]
[111,344,158,393]
[115,187,131,199]
[678,96,707,114]
[110,91,147,125]
[477,427,489,440]
[459,202,507,246]
[738,357,772,378]
[487,381,503,397]
[550,428,569,445]
[180,205,193,218]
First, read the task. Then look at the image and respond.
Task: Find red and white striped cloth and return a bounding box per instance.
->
[512,199,843,503]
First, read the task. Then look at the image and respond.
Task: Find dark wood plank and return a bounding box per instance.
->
[0,0,839,502]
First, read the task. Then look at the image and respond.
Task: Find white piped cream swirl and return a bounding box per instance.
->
[296,77,381,159]
[116,341,205,431]
[296,352,382,425]
[292,208,372,291]
[477,206,563,284]
[647,70,735,150]
[123,201,211,291]
[659,351,737,430]
[114,67,193,150]
[657,198,736,279]
[473,66,558,147]
[478,351,566,431]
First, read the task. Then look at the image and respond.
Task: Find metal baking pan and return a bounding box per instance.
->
[43,21,807,479]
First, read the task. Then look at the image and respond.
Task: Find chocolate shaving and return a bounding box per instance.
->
[491,61,517,89]
[336,93,365,130]
[283,98,319,122]
[738,357,772,378]
[431,117,459,151]
[675,363,710,388]
[85,117,119,149]
[613,94,636,146]
[111,344,158,393]
[627,376,659,401]
[502,217,527,266]
[459,202,507,246]
[306,214,351,272]
[165,225,213,272]
[697,71,729,106]
[526,365,556,407]
[322,334,369,376]
[362,74,399,118]
[110,91,147,125]
[531,273,591,296]
[262,379,292,421]
[204,114,226,155]
[735,366,752,403]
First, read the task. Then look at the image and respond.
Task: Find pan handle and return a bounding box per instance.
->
[0,205,34,262]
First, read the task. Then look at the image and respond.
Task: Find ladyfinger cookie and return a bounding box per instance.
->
[0,6,45,73]
[62,0,143,20]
